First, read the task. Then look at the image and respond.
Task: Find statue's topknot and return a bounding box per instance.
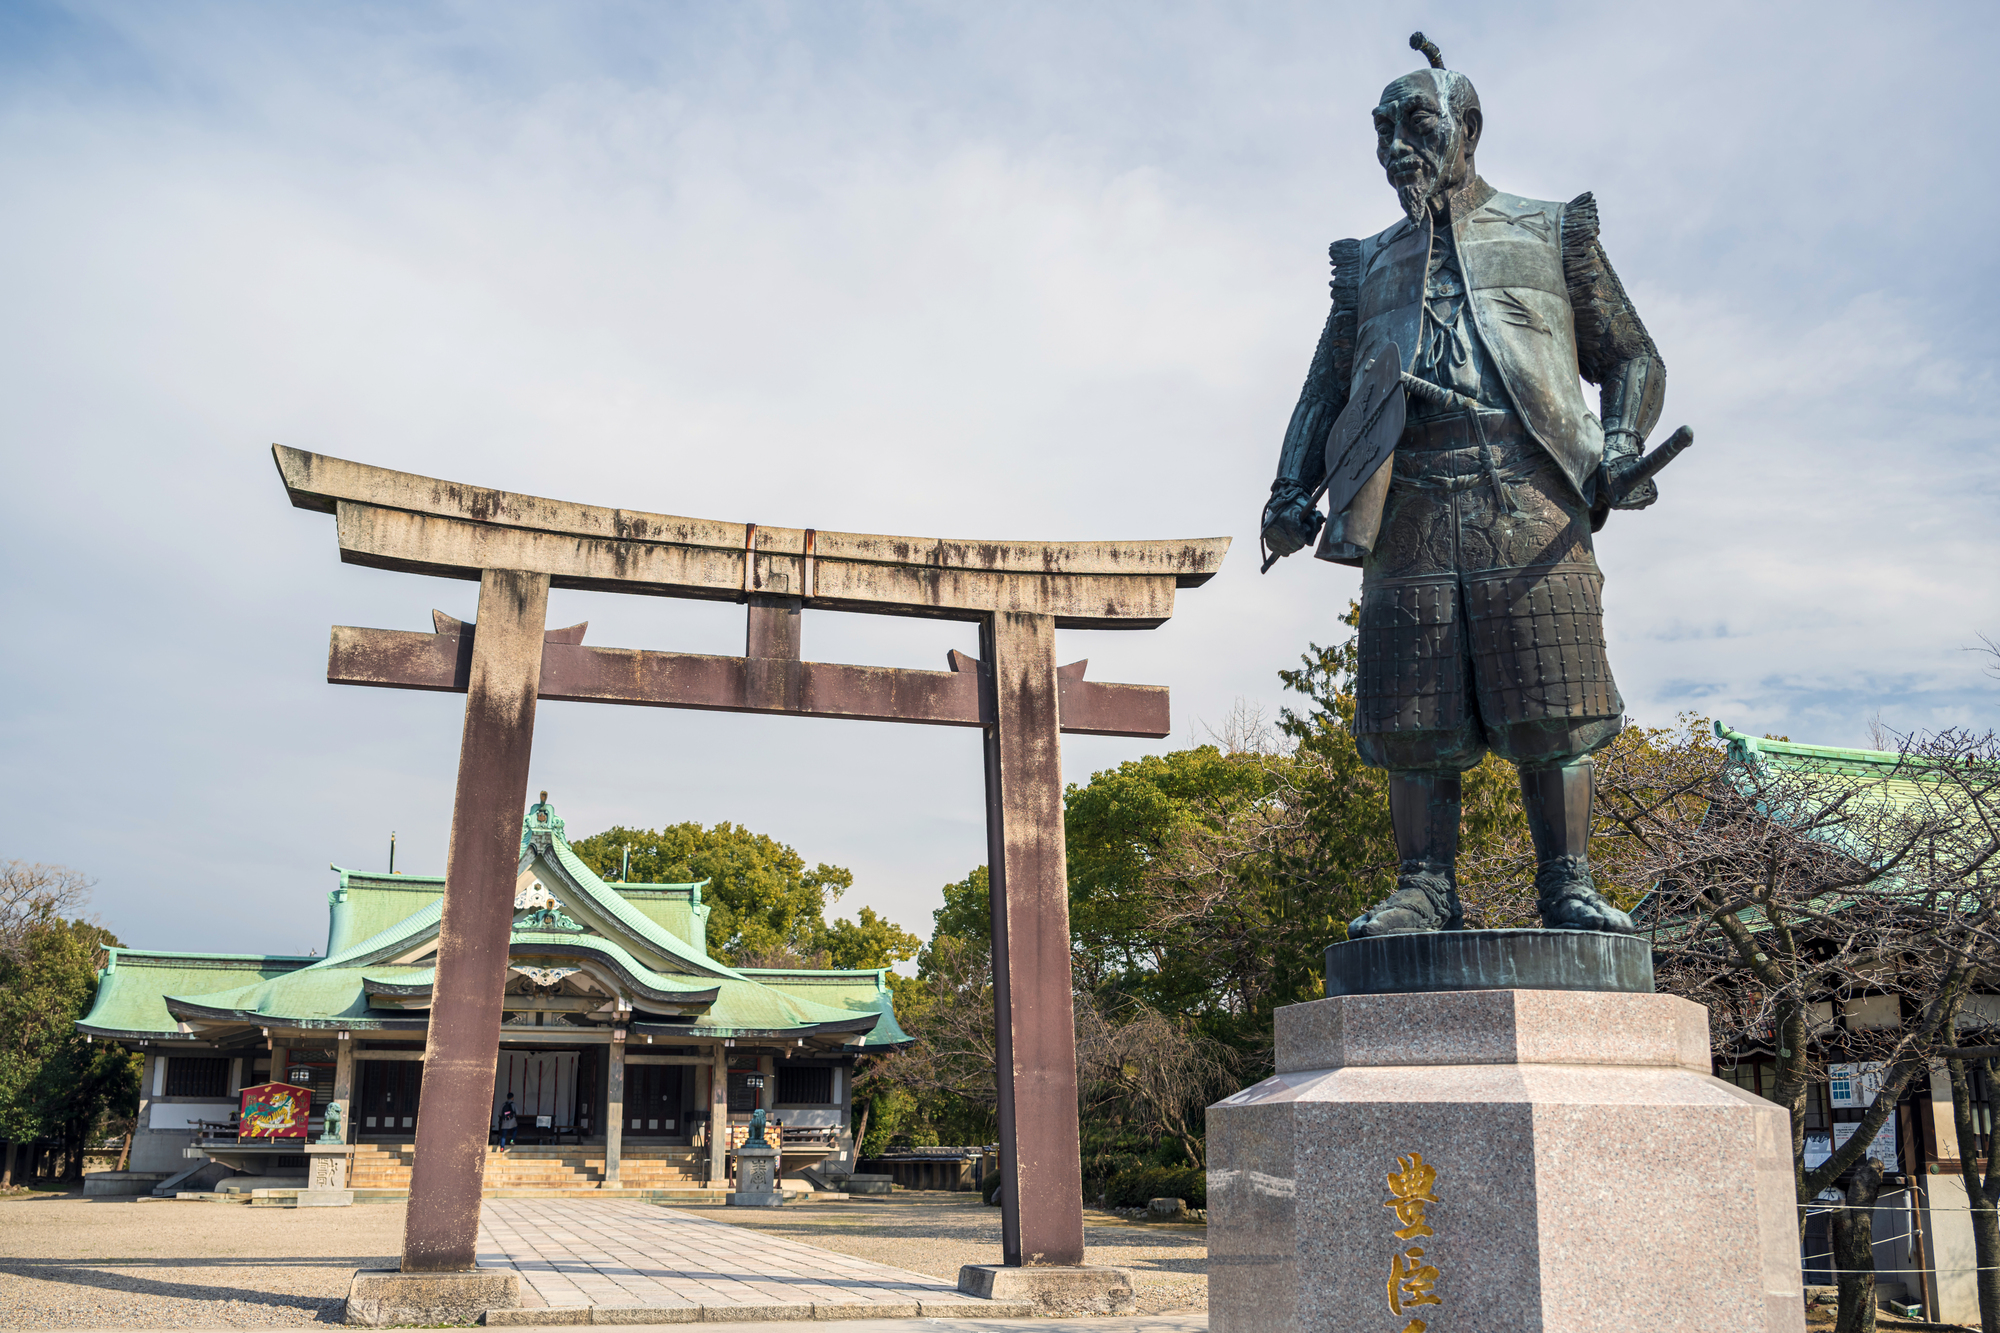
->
[1409,32,1446,69]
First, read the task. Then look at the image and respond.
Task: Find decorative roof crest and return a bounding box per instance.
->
[521,791,565,858]
[511,964,581,988]
[513,879,583,933]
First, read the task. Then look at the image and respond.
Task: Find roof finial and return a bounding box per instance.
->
[1409,31,1445,69]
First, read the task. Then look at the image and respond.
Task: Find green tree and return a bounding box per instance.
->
[819,907,921,971]
[570,821,919,970]
[1065,744,1277,1000]
[930,865,990,951]
[572,821,850,963]
[0,894,139,1182]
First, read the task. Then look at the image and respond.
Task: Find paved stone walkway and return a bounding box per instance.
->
[476,1199,1033,1322]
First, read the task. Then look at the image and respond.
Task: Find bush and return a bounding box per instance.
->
[1081,1149,1146,1196]
[1104,1165,1205,1210]
[981,1171,1003,1205]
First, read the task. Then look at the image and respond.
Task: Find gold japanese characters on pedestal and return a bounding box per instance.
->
[1385,1152,1442,1331]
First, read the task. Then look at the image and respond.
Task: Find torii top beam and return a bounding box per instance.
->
[273,446,1229,630]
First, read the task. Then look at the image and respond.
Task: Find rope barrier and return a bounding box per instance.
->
[1802,1261,2000,1275]
[1798,1200,2000,1213]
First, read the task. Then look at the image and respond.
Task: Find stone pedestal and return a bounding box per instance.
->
[344,1268,520,1326]
[1207,986,1804,1333]
[957,1264,1135,1315]
[302,1143,353,1207]
[728,1143,785,1207]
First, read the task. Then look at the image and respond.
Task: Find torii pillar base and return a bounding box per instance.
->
[344,1269,521,1327]
[957,1264,1136,1317]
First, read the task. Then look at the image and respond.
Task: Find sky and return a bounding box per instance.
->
[2,1,1995,959]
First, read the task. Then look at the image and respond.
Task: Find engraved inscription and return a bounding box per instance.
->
[1384,1152,1442,1328]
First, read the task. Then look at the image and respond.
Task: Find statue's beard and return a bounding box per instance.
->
[1388,157,1443,227]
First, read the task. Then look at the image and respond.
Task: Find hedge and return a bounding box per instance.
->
[1104,1165,1205,1210]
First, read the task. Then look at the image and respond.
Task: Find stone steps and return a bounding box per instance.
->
[347,1146,706,1194]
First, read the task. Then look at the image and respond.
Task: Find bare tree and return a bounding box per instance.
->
[0,862,94,963]
[859,935,999,1116]
[1944,1050,2000,1332]
[1074,995,1236,1169]
[864,932,1236,1174]
[1606,720,2000,1331]
[1199,699,1283,757]
[1830,1156,1890,1333]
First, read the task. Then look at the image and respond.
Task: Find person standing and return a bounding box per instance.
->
[499,1094,517,1151]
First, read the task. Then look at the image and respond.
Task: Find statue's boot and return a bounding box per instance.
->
[1349,773,1463,937]
[1521,759,1635,933]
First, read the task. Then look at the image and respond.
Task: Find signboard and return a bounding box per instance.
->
[1832,1119,1900,1173]
[1828,1062,1886,1108]
[238,1081,312,1138]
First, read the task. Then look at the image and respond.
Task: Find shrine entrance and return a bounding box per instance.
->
[273,445,1227,1273]
[622,1064,688,1140]
[493,1052,577,1135]
[357,1061,422,1137]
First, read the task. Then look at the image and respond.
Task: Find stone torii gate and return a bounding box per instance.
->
[273,446,1228,1276]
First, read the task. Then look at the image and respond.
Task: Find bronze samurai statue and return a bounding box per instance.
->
[1261,33,1690,938]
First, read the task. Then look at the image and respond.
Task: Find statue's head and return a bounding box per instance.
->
[1374,33,1482,226]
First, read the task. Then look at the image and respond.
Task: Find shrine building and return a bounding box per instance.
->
[77,799,908,1196]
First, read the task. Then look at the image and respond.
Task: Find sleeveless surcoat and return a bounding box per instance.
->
[1352,190,1603,499]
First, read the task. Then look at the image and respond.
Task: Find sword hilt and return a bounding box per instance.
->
[1610,425,1694,503]
[1398,373,1481,415]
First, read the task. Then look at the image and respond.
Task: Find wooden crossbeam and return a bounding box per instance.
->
[328,623,1171,738]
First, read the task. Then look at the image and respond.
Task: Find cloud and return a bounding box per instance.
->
[1,0,1995,953]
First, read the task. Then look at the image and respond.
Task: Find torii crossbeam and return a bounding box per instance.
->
[273,446,1228,1274]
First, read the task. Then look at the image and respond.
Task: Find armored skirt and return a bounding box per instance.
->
[1353,407,1625,774]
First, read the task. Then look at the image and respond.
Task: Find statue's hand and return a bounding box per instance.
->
[1601,434,1659,511]
[1261,486,1325,558]
[1604,457,1659,510]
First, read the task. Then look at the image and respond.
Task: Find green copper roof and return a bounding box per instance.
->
[536,837,744,982]
[319,895,445,969]
[82,799,908,1051]
[605,882,710,953]
[79,950,317,1039]
[326,869,447,956]
[164,964,432,1024]
[1713,720,1981,861]
[738,968,912,1046]
[1638,722,1996,934]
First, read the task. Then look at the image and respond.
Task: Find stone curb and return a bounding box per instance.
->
[483,1301,1040,1325]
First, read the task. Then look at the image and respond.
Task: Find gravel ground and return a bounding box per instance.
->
[665,1193,1209,1316]
[0,1190,1206,1328]
[0,1191,403,1327]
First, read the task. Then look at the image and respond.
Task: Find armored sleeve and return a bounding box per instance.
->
[1270,238,1361,500]
[1562,194,1665,513]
